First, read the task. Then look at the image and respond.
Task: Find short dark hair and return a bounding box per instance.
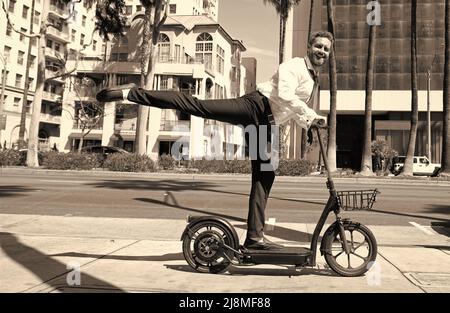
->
[308,31,334,46]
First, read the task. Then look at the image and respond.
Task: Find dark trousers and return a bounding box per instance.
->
[128,88,276,240]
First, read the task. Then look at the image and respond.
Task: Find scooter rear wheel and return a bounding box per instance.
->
[182,221,236,274]
[323,222,377,277]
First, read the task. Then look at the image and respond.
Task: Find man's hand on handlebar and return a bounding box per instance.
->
[307,118,327,145]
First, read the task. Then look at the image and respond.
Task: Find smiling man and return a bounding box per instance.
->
[96,30,333,250]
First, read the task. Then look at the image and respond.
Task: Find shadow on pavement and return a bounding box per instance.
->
[423,204,450,216]
[49,252,184,262]
[0,232,125,292]
[0,185,38,198]
[371,209,450,223]
[87,179,327,206]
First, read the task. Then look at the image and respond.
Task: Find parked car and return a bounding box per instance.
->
[392,156,441,176]
[81,145,130,160]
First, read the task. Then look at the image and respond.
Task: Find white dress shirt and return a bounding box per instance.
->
[256,56,326,129]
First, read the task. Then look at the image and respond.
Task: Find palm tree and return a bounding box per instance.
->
[326,0,337,172]
[263,0,301,64]
[300,0,315,159]
[133,1,168,155]
[441,0,450,175]
[360,25,377,176]
[401,0,419,176]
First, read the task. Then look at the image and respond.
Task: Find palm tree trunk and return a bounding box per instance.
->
[402,0,419,176]
[302,0,315,159]
[326,0,337,172]
[441,0,450,174]
[279,16,284,64]
[360,25,376,176]
[18,0,36,149]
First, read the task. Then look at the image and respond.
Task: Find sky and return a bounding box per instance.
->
[218,0,279,83]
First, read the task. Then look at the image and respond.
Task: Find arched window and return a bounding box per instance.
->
[196,33,213,70]
[158,33,170,62]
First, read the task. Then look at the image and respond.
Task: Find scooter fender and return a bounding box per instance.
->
[320,219,356,256]
[180,216,240,250]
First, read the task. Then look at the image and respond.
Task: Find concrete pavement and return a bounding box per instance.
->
[1,213,449,293]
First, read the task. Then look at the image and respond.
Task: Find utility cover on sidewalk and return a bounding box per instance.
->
[405,273,450,288]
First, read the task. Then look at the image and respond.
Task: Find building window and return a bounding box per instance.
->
[28,77,34,90]
[31,37,37,46]
[6,24,12,36]
[160,75,169,90]
[82,15,86,27]
[14,97,21,107]
[22,5,29,18]
[93,40,97,51]
[136,5,142,12]
[169,4,176,14]
[33,11,40,25]
[157,33,170,62]
[29,55,36,68]
[71,29,76,42]
[216,45,224,75]
[46,39,53,48]
[55,42,61,52]
[8,0,15,13]
[80,34,85,46]
[125,5,132,15]
[195,33,213,70]
[15,74,23,88]
[20,28,27,42]
[26,100,32,113]
[17,51,25,65]
[4,46,11,60]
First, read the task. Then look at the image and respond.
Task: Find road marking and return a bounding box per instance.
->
[409,222,435,235]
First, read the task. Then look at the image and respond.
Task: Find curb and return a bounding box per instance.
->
[1,166,450,186]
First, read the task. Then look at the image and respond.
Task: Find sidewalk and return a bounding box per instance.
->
[1,214,449,293]
[2,166,450,186]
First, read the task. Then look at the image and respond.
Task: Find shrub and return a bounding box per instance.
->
[158,154,176,170]
[0,150,27,166]
[41,151,102,170]
[190,159,252,174]
[103,153,155,172]
[275,159,314,176]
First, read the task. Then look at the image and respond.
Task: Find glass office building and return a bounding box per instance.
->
[288,0,445,167]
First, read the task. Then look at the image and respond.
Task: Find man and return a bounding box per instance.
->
[96,31,333,250]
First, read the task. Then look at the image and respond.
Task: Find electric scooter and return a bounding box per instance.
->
[181,126,379,277]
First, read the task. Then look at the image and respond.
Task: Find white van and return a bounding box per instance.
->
[393,156,441,176]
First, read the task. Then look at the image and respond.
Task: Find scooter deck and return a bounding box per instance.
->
[242,246,311,265]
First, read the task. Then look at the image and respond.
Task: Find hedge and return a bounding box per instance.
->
[103,153,155,172]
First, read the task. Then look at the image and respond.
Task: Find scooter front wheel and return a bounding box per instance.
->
[182,220,236,274]
[322,222,377,277]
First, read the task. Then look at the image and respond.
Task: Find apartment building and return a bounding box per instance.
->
[1,0,253,160]
[60,0,249,160]
[285,0,445,168]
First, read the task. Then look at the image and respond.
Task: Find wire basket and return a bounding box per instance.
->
[336,189,380,211]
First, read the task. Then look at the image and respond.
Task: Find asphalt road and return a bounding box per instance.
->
[0,172,449,227]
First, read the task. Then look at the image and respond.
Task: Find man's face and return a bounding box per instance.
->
[308,37,332,67]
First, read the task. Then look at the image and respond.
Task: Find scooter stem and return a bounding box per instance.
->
[314,127,336,194]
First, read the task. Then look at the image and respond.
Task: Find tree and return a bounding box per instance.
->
[132,0,168,155]
[263,0,301,159]
[360,24,377,176]
[441,0,450,175]
[326,0,337,172]
[401,0,419,176]
[17,0,37,149]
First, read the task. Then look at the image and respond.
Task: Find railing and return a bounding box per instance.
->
[74,85,104,99]
[73,119,103,130]
[114,119,137,131]
[180,88,196,96]
[160,120,190,132]
[47,27,70,41]
[49,4,66,16]
[40,113,61,124]
[42,91,62,102]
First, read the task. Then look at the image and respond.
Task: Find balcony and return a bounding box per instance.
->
[46,27,71,43]
[42,91,62,103]
[114,118,137,131]
[45,47,65,60]
[73,119,103,130]
[45,68,65,82]
[40,113,61,124]
[74,85,104,100]
[160,120,190,132]
[49,4,66,18]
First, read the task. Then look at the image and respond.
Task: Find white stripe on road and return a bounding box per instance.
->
[409,222,435,235]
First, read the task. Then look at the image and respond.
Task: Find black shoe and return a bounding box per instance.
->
[96,83,137,102]
[243,237,284,250]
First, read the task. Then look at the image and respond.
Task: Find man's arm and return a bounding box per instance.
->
[277,58,326,129]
